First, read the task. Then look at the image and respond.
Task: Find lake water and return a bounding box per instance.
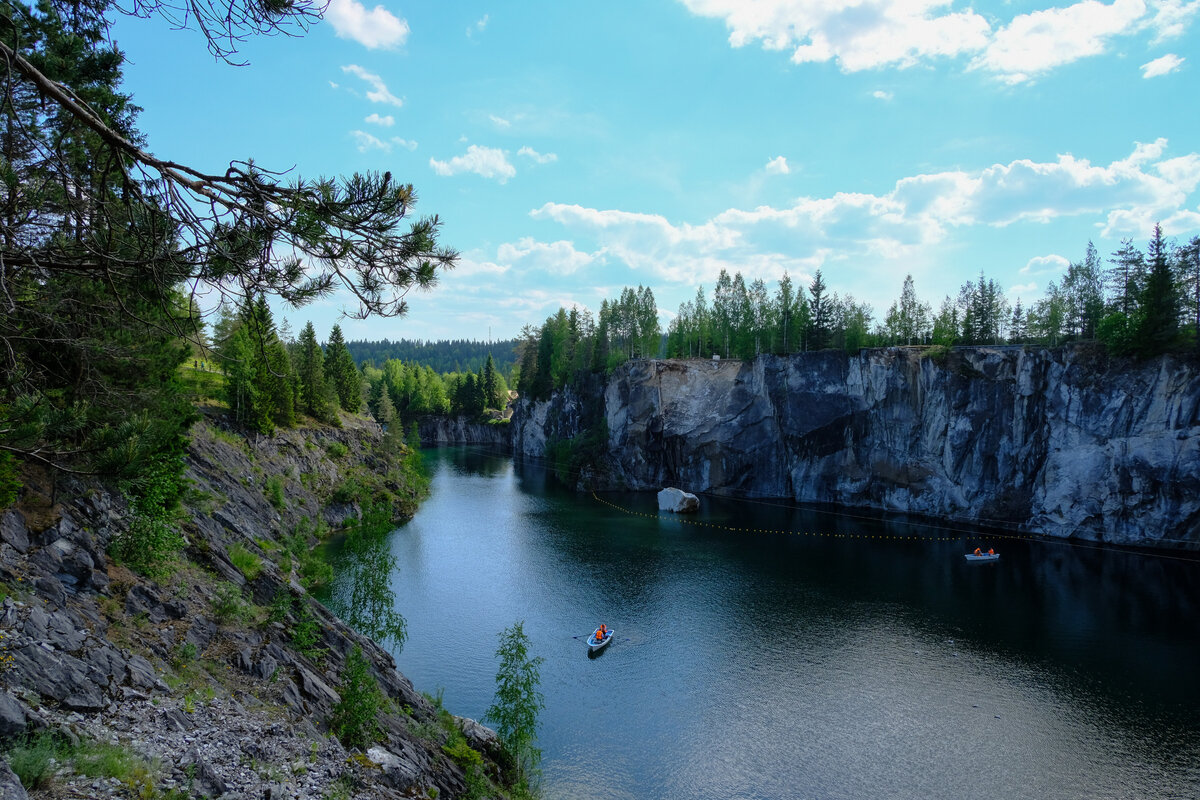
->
[329,446,1200,799]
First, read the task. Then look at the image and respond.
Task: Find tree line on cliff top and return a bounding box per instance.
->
[514,225,1199,400]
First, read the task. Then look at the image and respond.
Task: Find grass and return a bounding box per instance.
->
[325,441,349,459]
[228,543,263,581]
[5,732,158,794]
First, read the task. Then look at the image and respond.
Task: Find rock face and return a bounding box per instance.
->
[418,416,511,448]
[511,348,1200,546]
[657,488,700,513]
[0,413,503,798]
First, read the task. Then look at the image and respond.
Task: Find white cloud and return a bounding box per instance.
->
[1141,52,1185,76]
[364,113,395,127]
[429,145,517,183]
[468,13,489,37]
[681,0,1198,82]
[679,0,991,71]
[325,0,409,49]
[497,237,595,274]
[518,146,558,164]
[1021,254,1070,275]
[973,0,1147,84]
[490,115,512,129]
[350,131,418,153]
[453,256,510,277]
[529,140,1200,285]
[872,90,894,101]
[1147,0,1200,41]
[1008,282,1039,296]
[341,65,403,106]
[350,130,389,152]
[765,156,790,174]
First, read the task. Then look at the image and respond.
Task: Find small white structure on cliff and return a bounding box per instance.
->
[658,487,700,513]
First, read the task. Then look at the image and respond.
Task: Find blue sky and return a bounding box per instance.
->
[111,0,1200,343]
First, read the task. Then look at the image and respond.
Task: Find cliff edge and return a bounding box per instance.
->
[510,347,1200,546]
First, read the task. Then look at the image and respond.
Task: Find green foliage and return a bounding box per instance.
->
[172,641,199,668]
[0,452,21,509]
[6,731,61,790]
[109,455,186,576]
[330,646,385,751]
[5,731,158,793]
[211,582,251,624]
[290,600,327,660]
[228,542,263,581]
[265,475,286,510]
[327,325,363,413]
[325,441,349,459]
[486,620,545,789]
[546,420,608,487]
[346,338,518,376]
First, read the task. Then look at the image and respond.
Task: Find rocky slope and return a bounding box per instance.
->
[508,347,1200,546]
[0,412,511,799]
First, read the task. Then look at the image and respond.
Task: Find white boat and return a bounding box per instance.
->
[965,552,1000,563]
[587,627,614,652]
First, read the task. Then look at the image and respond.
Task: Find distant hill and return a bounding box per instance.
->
[346,338,520,376]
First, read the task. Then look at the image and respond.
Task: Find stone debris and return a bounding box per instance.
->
[0,417,503,799]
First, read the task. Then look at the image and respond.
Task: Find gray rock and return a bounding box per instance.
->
[657,487,699,513]
[367,745,422,791]
[0,689,29,738]
[181,747,227,798]
[0,511,30,554]
[9,643,106,710]
[512,349,1200,545]
[0,758,29,800]
[124,584,185,623]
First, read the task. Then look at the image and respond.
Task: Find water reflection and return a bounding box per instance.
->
[323,513,408,652]
[348,446,1200,800]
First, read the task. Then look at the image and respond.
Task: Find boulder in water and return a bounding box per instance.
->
[658,488,699,513]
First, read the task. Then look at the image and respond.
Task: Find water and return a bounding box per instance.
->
[327,447,1200,799]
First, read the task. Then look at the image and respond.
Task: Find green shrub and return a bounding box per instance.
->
[6,731,61,790]
[299,552,333,590]
[0,452,20,509]
[325,441,349,459]
[442,737,482,770]
[228,542,263,581]
[211,582,250,624]
[330,474,366,505]
[291,601,326,660]
[923,344,950,364]
[330,646,385,750]
[264,475,286,510]
[73,739,154,784]
[109,457,186,577]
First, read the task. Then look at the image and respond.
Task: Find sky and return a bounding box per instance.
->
[109,0,1200,344]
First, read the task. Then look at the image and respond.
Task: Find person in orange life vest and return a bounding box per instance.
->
[974,547,982,556]
[987,548,995,555]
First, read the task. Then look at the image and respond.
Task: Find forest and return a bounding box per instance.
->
[514,226,1199,400]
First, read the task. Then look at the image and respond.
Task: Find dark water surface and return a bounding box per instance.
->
[329,447,1200,799]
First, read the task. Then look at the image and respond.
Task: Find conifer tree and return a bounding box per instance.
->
[807,269,831,351]
[327,324,362,413]
[1135,223,1179,356]
[296,321,331,420]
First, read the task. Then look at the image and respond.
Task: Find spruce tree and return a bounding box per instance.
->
[296,321,331,420]
[327,324,363,413]
[807,269,831,351]
[1135,223,1179,356]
